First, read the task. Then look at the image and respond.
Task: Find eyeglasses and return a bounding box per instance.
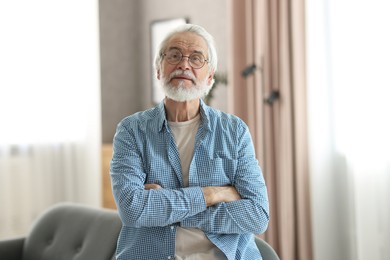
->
[162,49,209,69]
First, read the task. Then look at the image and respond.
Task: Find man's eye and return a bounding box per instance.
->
[191,56,200,61]
[168,53,181,60]
[191,55,204,64]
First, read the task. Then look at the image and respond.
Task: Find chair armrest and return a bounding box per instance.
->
[0,237,25,260]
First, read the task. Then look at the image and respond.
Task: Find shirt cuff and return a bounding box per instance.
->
[183,186,207,215]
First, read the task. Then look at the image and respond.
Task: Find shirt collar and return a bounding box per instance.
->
[157,99,211,132]
[157,101,167,132]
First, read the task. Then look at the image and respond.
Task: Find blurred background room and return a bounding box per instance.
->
[0,1,389,260]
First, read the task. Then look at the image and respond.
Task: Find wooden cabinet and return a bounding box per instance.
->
[102,144,116,209]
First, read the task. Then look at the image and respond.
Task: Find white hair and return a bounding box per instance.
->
[154,24,218,73]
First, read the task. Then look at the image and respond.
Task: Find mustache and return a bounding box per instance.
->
[168,70,196,83]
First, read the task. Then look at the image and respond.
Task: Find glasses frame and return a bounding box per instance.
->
[162,49,209,69]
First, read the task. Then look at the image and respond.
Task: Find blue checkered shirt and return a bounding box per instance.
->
[110,100,269,260]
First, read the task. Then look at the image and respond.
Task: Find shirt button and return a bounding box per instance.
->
[171,226,174,230]
[168,256,171,259]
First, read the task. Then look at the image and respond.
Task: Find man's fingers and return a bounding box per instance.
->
[144,183,162,190]
[224,186,241,202]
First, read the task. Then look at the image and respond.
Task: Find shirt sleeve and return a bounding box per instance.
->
[180,125,270,234]
[110,123,207,228]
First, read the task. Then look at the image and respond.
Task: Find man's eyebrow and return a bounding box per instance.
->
[167,46,206,55]
[168,46,180,51]
[192,50,205,55]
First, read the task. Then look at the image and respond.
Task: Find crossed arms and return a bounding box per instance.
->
[110,123,269,235]
[145,184,241,207]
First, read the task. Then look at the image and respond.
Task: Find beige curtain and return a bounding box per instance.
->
[227,0,312,259]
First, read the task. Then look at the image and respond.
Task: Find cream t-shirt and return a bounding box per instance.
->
[168,115,226,260]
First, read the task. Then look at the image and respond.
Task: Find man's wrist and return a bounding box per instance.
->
[202,187,219,207]
[202,186,241,207]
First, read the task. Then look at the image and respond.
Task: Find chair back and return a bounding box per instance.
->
[255,236,280,260]
[23,203,121,260]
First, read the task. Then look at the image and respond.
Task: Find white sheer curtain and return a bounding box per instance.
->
[306,1,390,260]
[0,0,101,239]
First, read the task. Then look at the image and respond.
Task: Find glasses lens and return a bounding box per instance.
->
[165,49,182,64]
[164,49,206,69]
[189,53,205,69]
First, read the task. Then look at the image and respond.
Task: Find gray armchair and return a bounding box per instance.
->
[0,203,279,260]
[0,203,121,260]
[255,236,280,260]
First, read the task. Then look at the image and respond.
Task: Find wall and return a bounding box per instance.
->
[99,0,229,143]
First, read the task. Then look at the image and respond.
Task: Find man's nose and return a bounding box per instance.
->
[177,56,191,70]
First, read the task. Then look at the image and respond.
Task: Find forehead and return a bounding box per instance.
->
[166,32,208,54]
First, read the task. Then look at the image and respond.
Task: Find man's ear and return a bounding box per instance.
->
[207,71,215,85]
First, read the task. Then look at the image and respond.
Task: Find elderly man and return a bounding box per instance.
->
[110,24,269,260]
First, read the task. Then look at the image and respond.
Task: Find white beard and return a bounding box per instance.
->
[160,70,213,102]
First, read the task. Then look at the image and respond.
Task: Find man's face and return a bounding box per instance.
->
[157,32,215,102]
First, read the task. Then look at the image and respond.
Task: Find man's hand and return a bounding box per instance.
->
[144,183,162,190]
[202,186,241,207]
[144,183,240,207]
